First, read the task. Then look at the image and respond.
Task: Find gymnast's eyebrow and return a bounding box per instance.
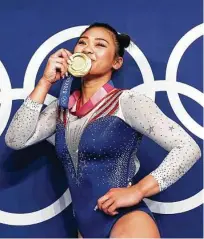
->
[79,36,109,44]
[95,38,109,44]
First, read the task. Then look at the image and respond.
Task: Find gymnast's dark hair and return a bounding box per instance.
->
[80,22,131,57]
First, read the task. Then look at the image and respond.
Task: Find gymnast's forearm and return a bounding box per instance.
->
[5,78,57,150]
[29,77,52,104]
[132,174,160,198]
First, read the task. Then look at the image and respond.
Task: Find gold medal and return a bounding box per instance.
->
[68,53,92,77]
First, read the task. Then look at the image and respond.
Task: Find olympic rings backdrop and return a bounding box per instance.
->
[0,0,203,237]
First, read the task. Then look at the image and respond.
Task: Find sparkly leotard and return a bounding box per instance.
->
[5,83,201,238]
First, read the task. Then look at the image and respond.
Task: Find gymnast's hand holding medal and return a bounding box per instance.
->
[42,49,92,87]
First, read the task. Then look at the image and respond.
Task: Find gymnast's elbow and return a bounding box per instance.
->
[190,139,202,161]
[4,132,25,150]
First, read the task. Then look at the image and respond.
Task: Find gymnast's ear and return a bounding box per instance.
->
[112,56,123,71]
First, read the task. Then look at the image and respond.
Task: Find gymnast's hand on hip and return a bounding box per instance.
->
[96,186,144,216]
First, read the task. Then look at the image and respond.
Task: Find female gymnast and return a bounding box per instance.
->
[5,22,201,238]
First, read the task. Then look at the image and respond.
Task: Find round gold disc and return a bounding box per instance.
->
[68,53,92,77]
